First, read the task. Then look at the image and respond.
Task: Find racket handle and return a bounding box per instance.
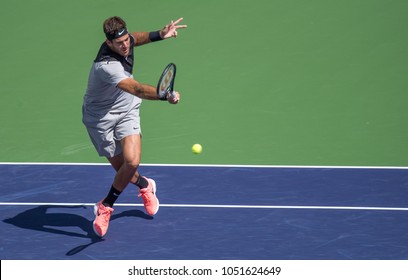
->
[165,90,177,101]
[167,90,177,99]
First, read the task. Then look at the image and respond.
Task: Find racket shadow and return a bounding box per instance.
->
[66,209,153,256]
[3,205,94,238]
[2,205,152,257]
[3,205,99,256]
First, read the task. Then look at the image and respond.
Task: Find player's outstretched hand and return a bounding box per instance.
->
[160,18,187,39]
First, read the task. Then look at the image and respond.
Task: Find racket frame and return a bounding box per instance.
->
[157,63,177,100]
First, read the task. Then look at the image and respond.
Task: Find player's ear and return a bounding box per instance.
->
[106,39,113,48]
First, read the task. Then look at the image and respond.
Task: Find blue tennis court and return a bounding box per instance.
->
[1,163,407,260]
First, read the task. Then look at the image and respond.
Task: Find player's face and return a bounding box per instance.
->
[108,34,131,57]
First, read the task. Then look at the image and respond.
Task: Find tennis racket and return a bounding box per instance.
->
[157,63,177,100]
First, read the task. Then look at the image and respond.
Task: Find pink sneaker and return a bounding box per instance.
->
[138,177,159,216]
[93,201,114,238]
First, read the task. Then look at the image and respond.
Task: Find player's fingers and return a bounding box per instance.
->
[168,92,180,104]
[175,24,188,29]
[168,96,179,104]
[173,17,184,25]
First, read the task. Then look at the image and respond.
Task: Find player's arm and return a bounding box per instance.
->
[131,32,152,46]
[117,77,179,103]
[117,77,158,100]
[131,18,187,47]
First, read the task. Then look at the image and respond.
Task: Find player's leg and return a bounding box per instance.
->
[107,151,140,181]
[111,134,142,191]
[107,134,159,216]
[109,153,143,183]
[99,134,141,209]
[93,134,143,237]
[83,115,118,237]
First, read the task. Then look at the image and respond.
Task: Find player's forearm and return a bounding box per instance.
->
[134,83,160,100]
[131,32,150,46]
[118,78,159,100]
[131,31,163,46]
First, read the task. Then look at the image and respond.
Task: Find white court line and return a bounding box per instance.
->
[0,202,407,211]
[0,161,408,169]
[1,163,407,212]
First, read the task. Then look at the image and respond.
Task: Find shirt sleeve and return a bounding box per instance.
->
[97,61,129,86]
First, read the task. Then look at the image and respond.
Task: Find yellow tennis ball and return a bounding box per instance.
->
[192,144,202,154]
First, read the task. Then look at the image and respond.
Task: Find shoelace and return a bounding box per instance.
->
[98,207,112,223]
[138,189,152,205]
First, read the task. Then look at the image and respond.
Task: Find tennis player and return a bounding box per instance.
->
[82,16,187,238]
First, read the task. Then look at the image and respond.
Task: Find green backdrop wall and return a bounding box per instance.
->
[1,0,407,166]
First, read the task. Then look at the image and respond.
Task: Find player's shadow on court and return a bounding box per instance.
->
[2,205,152,256]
